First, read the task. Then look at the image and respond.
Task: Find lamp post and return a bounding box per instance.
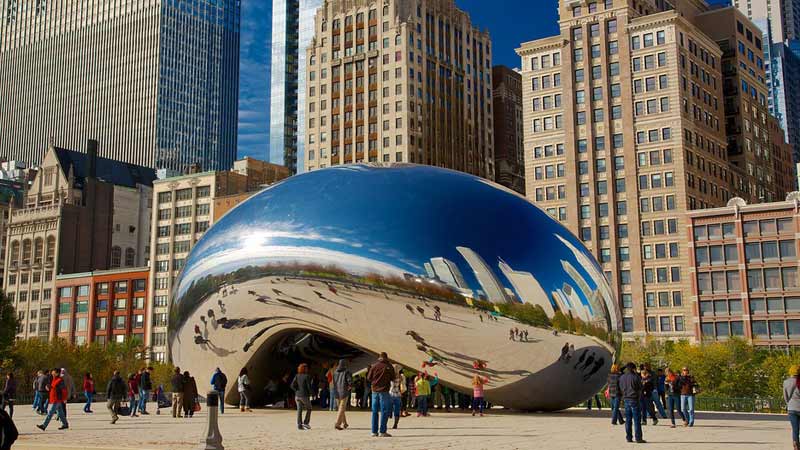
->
[200,391,224,450]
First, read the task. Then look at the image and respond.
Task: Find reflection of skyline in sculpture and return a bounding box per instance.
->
[168,164,621,411]
[498,258,555,316]
[456,246,508,303]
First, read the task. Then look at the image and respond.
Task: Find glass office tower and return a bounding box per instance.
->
[269,0,322,173]
[0,0,241,172]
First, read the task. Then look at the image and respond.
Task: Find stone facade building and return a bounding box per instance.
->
[517,0,795,339]
[492,65,525,194]
[303,0,495,179]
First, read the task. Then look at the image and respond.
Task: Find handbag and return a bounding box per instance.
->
[193,400,202,412]
[604,387,610,399]
[118,402,131,416]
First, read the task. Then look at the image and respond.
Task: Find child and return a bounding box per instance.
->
[472,375,489,416]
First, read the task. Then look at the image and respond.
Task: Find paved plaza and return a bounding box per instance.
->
[7,403,790,450]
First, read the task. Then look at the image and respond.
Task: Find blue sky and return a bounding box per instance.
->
[235,0,560,162]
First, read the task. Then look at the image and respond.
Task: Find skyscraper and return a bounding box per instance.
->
[429,257,468,289]
[0,0,241,172]
[733,0,800,42]
[518,0,794,339]
[270,0,323,174]
[456,246,507,303]
[497,259,555,316]
[303,0,495,179]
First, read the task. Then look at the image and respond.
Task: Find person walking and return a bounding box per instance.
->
[366,352,395,437]
[183,372,198,418]
[664,368,685,428]
[60,368,74,420]
[37,370,50,415]
[656,368,667,417]
[784,365,800,450]
[106,371,127,425]
[414,372,432,417]
[619,363,645,443]
[36,369,69,431]
[607,364,624,425]
[237,368,252,412]
[388,365,405,429]
[139,367,153,415]
[332,359,353,430]
[679,367,697,427]
[640,368,658,426]
[170,368,184,418]
[1,374,16,419]
[127,373,139,417]
[291,363,313,430]
[82,373,94,414]
[471,374,488,417]
[32,371,44,414]
[210,368,228,415]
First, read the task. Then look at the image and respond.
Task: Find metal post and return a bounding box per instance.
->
[200,391,224,450]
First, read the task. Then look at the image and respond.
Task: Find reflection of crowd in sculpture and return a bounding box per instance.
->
[560,346,606,382]
[509,328,529,342]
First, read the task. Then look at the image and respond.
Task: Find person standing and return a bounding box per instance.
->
[37,370,50,415]
[106,371,127,425]
[36,369,68,431]
[1,374,16,419]
[619,363,645,443]
[238,368,252,413]
[32,371,44,414]
[414,372,432,417]
[607,364,624,425]
[664,368,685,428]
[366,352,395,437]
[388,365,405,429]
[362,368,372,411]
[679,367,697,427]
[210,368,228,414]
[784,365,800,450]
[332,359,353,430]
[139,367,153,415]
[170,368,184,418]
[291,363,313,430]
[82,373,94,414]
[127,373,139,417]
[326,364,336,412]
[180,371,198,418]
[471,374,488,417]
[656,368,667,417]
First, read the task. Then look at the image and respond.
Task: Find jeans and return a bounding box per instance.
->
[416,395,428,415]
[667,395,685,425]
[610,397,623,424]
[33,391,41,411]
[388,396,402,419]
[680,394,695,425]
[651,390,666,418]
[371,392,391,434]
[39,395,49,414]
[329,386,336,411]
[84,391,93,412]
[129,394,139,416]
[471,397,484,414]
[215,390,225,414]
[41,402,68,429]
[640,396,657,422]
[239,390,249,409]
[295,396,311,426]
[624,399,643,442]
[139,388,149,413]
[789,410,800,444]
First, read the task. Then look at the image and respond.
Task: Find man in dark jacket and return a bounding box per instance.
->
[34,371,50,415]
[332,359,353,430]
[138,367,153,415]
[366,352,396,437]
[106,371,127,424]
[170,368,184,418]
[619,363,645,443]
[0,407,18,450]
[210,368,228,414]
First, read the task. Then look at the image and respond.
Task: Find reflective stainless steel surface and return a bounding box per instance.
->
[169,164,621,411]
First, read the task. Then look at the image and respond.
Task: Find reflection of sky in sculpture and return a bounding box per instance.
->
[173,165,612,326]
[175,164,614,325]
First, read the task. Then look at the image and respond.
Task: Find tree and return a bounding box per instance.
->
[0,290,18,358]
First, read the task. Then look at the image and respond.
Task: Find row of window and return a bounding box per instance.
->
[157,186,211,204]
[8,290,51,303]
[625,315,685,333]
[580,224,629,242]
[155,259,186,273]
[7,271,53,286]
[58,296,145,313]
[59,280,145,297]
[156,221,210,237]
[57,315,144,333]
[644,291,683,308]
[157,203,210,220]
[534,185,566,202]
[702,320,797,341]
[156,241,192,255]
[8,236,56,266]
[641,218,680,236]
[643,266,682,284]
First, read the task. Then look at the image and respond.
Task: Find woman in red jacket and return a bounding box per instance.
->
[36,369,69,431]
[82,373,95,414]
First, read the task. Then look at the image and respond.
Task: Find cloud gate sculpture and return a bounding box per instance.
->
[169,164,621,411]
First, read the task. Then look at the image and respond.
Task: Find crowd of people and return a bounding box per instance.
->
[605,363,699,443]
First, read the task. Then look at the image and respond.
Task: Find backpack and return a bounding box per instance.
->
[0,408,18,450]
